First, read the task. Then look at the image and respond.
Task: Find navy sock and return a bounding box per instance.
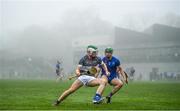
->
[95,93,101,97]
[56,100,60,104]
[108,92,113,97]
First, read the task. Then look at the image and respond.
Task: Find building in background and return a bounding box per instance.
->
[1,24,179,80]
[114,24,180,80]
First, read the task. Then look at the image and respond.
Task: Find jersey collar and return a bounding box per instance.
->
[106,56,112,60]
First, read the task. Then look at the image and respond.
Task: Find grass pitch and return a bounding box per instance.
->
[0,79,180,110]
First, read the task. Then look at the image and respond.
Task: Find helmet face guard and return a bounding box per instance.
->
[87,48,98,56]
[87,45,98,57]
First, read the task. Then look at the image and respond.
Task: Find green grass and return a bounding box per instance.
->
[0,79,180,110]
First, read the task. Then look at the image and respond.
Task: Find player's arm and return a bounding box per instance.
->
[117,66,128,84]
[76,57,85,76]
[94,66,101,78]
[75,65,82,76]
[101,61,110,76]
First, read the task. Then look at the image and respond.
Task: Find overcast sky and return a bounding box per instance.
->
[1,0,180,33]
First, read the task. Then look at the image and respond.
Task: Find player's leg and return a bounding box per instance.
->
[110,78,123,95]
[96,75,108,95]
[87,75,107,94]
[106,78,123,103]
[56,75,62,82]
[53,79,83,105]
[59,73,63,81]
[56,69,61,82]
[59,69,63,80]
[87,75,108,103]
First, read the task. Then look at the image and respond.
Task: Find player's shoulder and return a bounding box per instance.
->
[101,56,106,60]
[79,55,88,63]
[96,56,101,59]
[112,56,118,60]
[96,56,102,61]
[101,57,107,62]
[112,56,121,62]
[81,55,88,59]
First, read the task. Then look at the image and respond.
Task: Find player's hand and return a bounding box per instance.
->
[76,70,81,77]
[106,71,110,76]
[76,72,81,76]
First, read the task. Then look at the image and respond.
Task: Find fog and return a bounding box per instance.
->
[0,0,180,80]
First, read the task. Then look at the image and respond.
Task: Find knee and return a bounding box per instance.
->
[100,79,108,86]
[116,82,123,89]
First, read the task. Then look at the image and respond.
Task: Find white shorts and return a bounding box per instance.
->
[78,75,96,85]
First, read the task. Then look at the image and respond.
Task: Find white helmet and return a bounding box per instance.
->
[87,45,98,56]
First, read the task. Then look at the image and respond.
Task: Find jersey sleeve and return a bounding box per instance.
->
[97,57,103,65]
[78,57,85,65]
[116,59,120,66]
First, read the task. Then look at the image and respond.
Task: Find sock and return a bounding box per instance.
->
[56,100,60,104]
[108,92,113,97]
[95,93,101,97]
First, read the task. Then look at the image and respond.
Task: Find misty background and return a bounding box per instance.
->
[0,0,180,80]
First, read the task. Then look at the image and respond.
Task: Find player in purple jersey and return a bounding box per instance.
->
[101,47,128,103]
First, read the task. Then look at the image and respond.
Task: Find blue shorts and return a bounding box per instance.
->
[101,74,118,84]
